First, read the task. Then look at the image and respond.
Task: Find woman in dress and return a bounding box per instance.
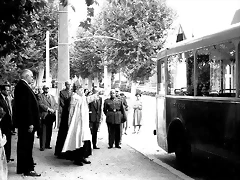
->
[0,107,7,180]
[62,82,98,166]
[132,93,142,134]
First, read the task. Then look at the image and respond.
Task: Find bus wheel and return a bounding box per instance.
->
[175,139,191,168]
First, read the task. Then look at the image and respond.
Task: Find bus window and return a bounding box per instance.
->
[157,59,165,95]
[167,51,194,96]
[196,41,236,97]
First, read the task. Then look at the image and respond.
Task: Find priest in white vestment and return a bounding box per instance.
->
[0,107,7,180]
[62,83,98,165]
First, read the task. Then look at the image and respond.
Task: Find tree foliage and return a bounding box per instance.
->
[0,0,46,57]
[19,2,58,78]
[101,0,176,82]
[0,0,58,82]
[70,29,103,79]
[72,0,176,83]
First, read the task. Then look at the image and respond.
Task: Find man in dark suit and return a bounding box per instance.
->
[38,85,58,151]
[14,69,41,177]
[89,90,102,149]
[0,84,14,163]
[54,80,72,158]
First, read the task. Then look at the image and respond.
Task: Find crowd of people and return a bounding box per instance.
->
[0,69,143,179]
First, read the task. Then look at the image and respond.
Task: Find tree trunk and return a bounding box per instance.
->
[111,72,115,88]
[36,61,45,88]
[119,69,121,87]
[107,71,112,90]
[88,76,92,90]
[93,74,99,88]
[131,81,138,96]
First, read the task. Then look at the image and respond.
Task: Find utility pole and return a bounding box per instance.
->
[46,31,50,87]
[58,4,69,91]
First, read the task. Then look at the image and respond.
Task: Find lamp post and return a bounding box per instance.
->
[58,4,69,91]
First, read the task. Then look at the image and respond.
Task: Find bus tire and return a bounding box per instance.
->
[175,138,191,168]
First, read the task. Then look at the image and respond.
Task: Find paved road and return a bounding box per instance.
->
[124,93,240,180]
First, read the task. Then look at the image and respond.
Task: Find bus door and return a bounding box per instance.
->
[156,58,168,151]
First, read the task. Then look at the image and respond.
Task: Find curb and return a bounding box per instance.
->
[126,143,194,180]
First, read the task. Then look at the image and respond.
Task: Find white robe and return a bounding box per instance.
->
[0,128,7,180]
[62,92,97,152]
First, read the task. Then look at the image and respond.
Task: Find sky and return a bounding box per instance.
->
[69,0,240,41]
[167,0,240,38]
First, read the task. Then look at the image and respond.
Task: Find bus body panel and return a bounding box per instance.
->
[156,96,168,151]
[165,96,240,162]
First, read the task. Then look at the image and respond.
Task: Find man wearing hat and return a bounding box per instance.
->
[38,85,58,151]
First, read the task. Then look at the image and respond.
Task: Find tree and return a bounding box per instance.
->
[20,2,58,78]
[0,1,58,83]
[71,0,176,88]
[70,28,103,79]
[93,0,176,82]
[0,0,46,57]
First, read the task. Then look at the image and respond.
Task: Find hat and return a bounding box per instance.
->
[73,79,82,88]
[65,80,72,85]
[42,85,49,89]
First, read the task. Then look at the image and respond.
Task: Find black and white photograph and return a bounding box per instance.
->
[0,0,240,180]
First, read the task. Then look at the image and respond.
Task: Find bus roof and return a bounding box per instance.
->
[157,22,240,59]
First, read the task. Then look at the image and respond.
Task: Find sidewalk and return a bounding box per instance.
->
[7,123,183,180]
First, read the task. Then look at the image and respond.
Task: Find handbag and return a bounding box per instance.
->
[121,101,127,123]
[121,115,127,123]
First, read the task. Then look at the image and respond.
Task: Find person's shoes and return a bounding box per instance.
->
[40,148,44,151]
[73,161,83,166]
[65,154,74,161]
[115,146,121,149]
[93,146,100,149]
[81,158,91,164]
[66,156,74,161]
[7,158,14,163]
[56,154,66,159]
[108,146,113,149]
[45,146,52,149]
[24,171,41,177]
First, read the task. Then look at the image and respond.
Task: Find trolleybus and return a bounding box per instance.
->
[154,22,240,165]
